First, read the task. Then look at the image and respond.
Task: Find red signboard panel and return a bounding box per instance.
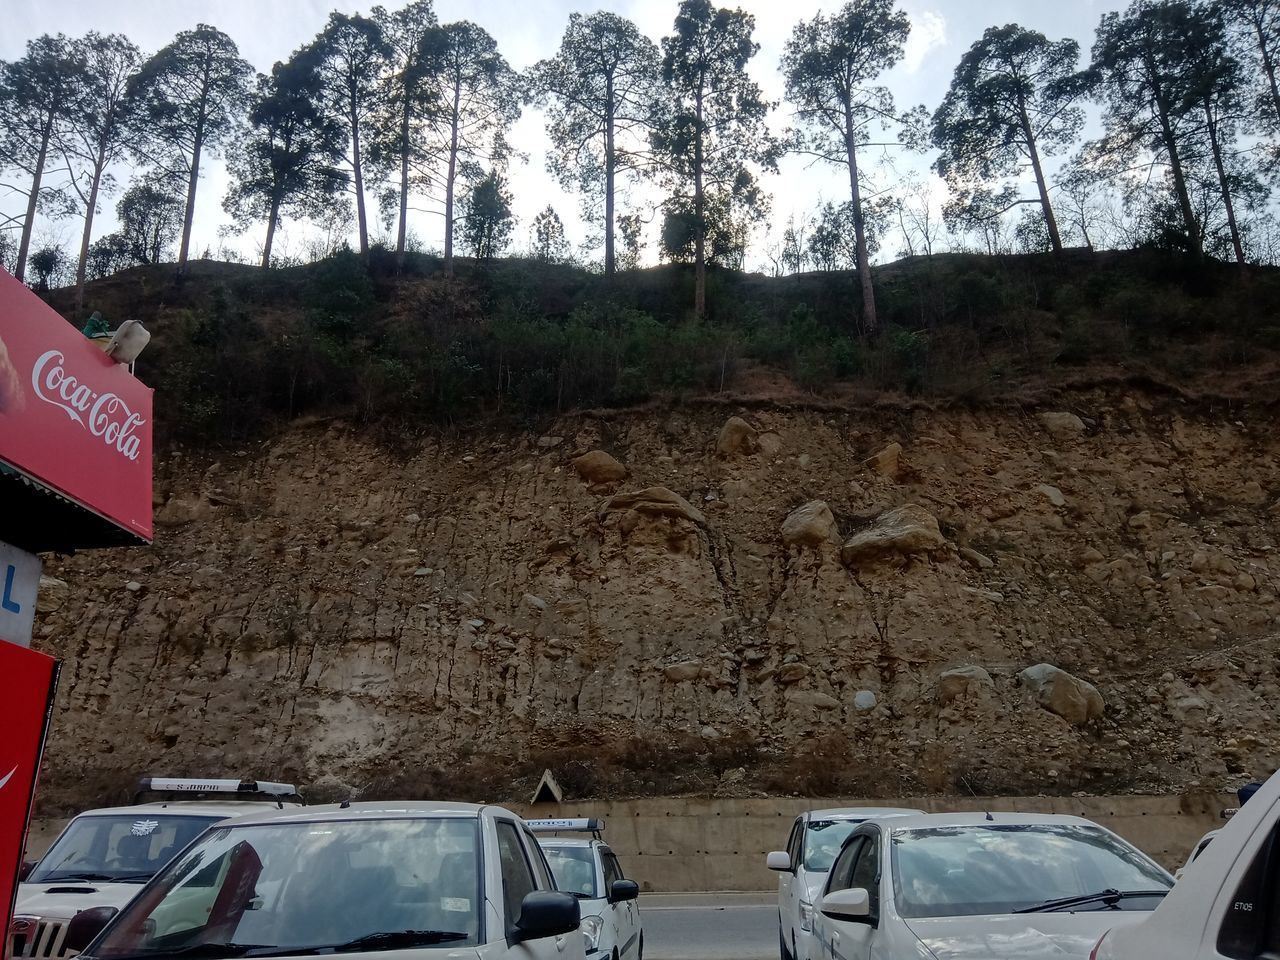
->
[0,643,59,957]
[0,269,152,542]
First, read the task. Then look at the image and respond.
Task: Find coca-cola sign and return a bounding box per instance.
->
[0,268,153,543]
[31,350,146,461]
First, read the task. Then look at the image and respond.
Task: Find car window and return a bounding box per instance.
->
[804,820,865,872]
[542,844,599,898]
[497,821,537,927]
[29,815,221,883]
[786,819,803,865]
[850,831,880,916]
[605,853,626,881]
[1217,822,1279,958]
[522,828,554,890]
[826,837,864,894]
[602,852,622,890]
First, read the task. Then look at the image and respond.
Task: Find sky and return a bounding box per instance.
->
[3,0,1132,272]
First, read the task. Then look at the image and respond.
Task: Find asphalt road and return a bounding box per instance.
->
[642,893,777,960]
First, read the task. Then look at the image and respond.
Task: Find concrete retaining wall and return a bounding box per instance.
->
[27,792,1232,893]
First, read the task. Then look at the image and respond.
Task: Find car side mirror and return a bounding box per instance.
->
[64,906,119,953]
[513,891,580,942]
[821,888,871,923]
[609,879,639,903]
[18,860,36,882]
[766,851,793,872]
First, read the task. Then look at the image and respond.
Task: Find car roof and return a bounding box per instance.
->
[71,802,297,819]
[200,800,512,828]
[806,807,924,821]
[873,812,1101,831]
[536,838,600,849]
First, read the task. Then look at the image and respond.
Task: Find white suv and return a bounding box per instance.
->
[12,778,304,960]
[766,807,921,960]
[530,819,642,960]
[61,801,585,960]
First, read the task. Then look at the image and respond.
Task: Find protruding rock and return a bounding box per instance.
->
[664,660,704,682]
[758,432,784,456]
[1038,411,1085,442]
[841,505,948,568]
[790,690,840,710]
[716,416,758,458]
[523,593,547,611]
[853,690,878,711]
[1035,484,1067,508]
[156,496,210,527]
[572,450,627,486]
[865,442,903,478]
[1018,663,1104,725]
[599,487,706,527]
[125,581,143,593]
[937,666,994,704]
[777,663,811,684]
[781,500,840,548]
[960,547,994,569]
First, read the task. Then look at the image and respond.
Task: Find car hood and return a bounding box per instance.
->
[905,910,1148,959]
[15,882,144,919]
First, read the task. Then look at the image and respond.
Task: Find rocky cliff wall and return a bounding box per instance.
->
[32,391,1280,811]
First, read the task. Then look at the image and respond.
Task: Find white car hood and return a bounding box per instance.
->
[15,881,145,920]
[905,911,1147,959]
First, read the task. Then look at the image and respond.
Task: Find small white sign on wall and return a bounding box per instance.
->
[0,539,41,647]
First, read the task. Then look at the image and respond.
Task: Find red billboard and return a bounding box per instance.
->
[0,643,59,954]
[0,269,152,543]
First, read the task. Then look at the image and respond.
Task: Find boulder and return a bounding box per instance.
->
[599,487,707,527]
[853,690,878,711]
[841,505,948,568]
[1038,411,1086,442]
[781,500,841,548]
[716,416,758,458]
[156,496,211,527]
[572,450,627,485]
[789,690,840,710]
[1018,663,1104,725]
[960,547,994,569]
[865,442,903,478]
[664,660,704,682]
[777,663,811,684]
[937,666,994,704]
[1035,484,1067,508]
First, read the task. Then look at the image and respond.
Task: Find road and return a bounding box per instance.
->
[641,893,777,960]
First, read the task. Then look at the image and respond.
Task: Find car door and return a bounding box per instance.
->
[781,817,804,951]
[818,830,881,960]
[603,850,639,958]
[495,820,574,960]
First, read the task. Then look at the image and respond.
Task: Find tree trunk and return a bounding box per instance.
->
[1204,98,1245,265]
[1019,102,1063,254]
[351,108,368,256]
[1148,63,1201,260]
[443,74,461,276]
[844,109,877,334]
[262,191,282,269]
[693,85,705,320]
[396,96,411,271]
[1252,15,1280,125]
[178,125,204,271]
[74,141,108,313]
[15,117,53,283]
[604,75,615,277]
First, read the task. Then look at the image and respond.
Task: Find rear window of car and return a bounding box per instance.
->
[541,844,599,898]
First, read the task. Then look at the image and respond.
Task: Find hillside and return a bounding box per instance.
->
[27,251,1280,812]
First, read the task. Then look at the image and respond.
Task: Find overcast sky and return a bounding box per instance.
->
[4,0,1130,271]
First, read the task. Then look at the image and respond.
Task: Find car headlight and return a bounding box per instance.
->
[580,914,604,952]
[799,900,814,932]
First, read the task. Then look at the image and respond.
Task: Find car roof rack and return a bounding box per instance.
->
[133,778,304,806]
[527,817,605,839]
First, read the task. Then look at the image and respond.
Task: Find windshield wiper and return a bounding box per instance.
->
[1014,888,1170,913]
[39,873,116,883]
[242,931,469,957]
[118,943,272,959]
[115,874,157,883]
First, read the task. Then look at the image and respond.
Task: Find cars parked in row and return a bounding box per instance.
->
[528,818,642,960]
[11,779,304,960]
[767,807,922,960]
[60,801,586,960]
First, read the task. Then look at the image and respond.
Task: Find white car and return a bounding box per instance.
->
[11,778,304,960]
[810,812,1172,960]
[61,800,585,960]
[530,819,642,960]
[1094,770,1280,959]
[767,807,922,960]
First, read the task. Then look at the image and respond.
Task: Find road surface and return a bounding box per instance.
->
[642,893,776,960]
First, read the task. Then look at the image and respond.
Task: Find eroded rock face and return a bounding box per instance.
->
[781,501,840,548]
[841,505,948,568]
[1019,664,1105,725]
[27,397,1280,808]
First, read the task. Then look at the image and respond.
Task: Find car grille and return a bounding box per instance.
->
[8,918,73,959]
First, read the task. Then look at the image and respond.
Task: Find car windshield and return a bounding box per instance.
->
[891,824,1173,919]
[540,844,598,898]
[86,818,482,959]
[29,815,222,884]
[804,820,864,872]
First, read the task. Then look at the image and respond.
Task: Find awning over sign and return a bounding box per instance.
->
[0,268,153,550]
